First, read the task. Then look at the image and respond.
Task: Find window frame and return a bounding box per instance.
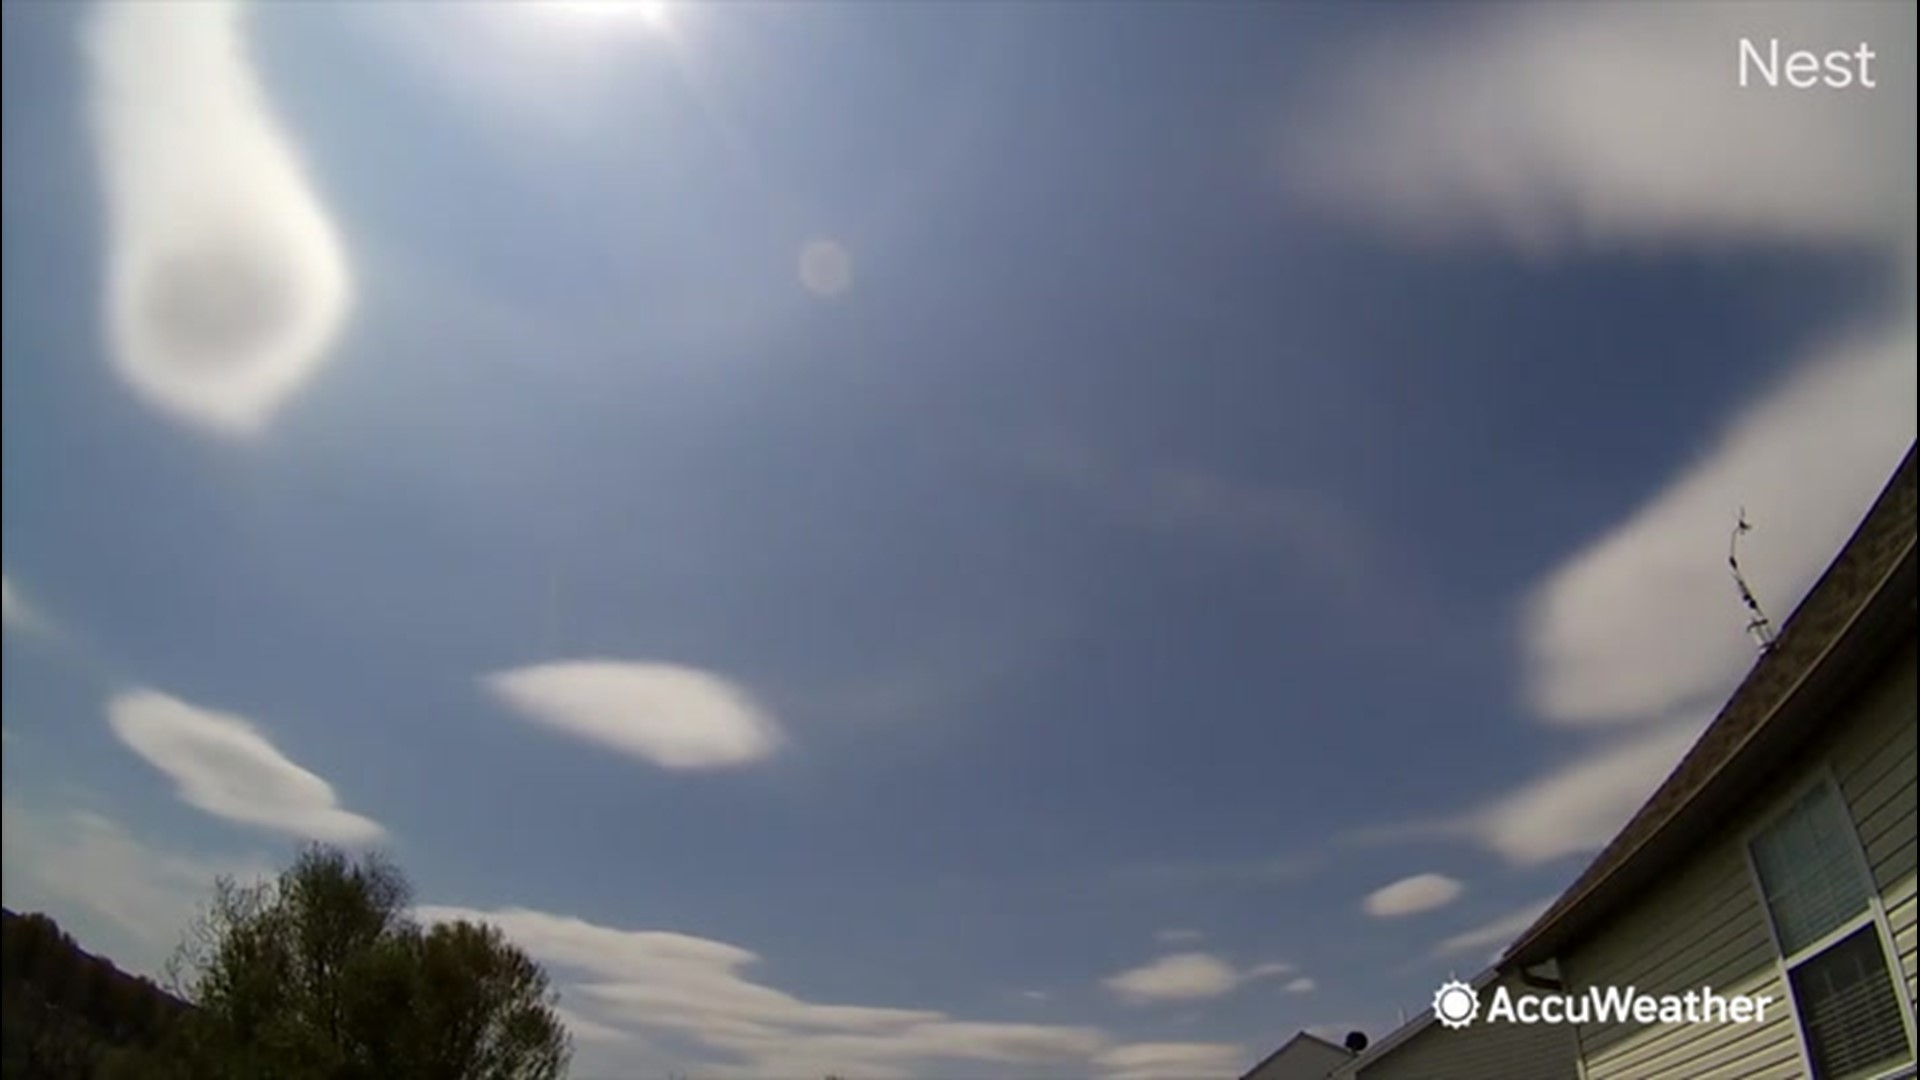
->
[1742,768,1918,1080]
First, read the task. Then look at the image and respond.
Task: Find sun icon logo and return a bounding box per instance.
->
[1432,978,1480,1029]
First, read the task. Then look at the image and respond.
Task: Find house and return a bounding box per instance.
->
[1497,442,1917,1077]
[1239,1030,1355,1080]
[1326,968,1579,1079]
[1331,442,1917,1080]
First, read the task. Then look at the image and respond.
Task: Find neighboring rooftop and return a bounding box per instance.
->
[1240,1030,1356,1080]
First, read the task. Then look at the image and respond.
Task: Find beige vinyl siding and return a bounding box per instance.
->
[1565,638,1918,1080]
[1350,972,1578,1080]
[1829,638,1918,1005]
[1562,839,1801,1080]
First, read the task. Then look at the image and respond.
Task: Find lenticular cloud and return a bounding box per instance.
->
[85,0,352,438]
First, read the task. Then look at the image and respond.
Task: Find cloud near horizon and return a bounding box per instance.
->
[108,689,385,844]
[414,904,1118,1078]
[1094,1041,1247,1080]
[1473,719,1707,865]
[1363,873,1464,917]
[1434,899,1556,960]
[1,800,270,977]
[1102,952,1295,1006]
[481,659,784,769]
[86,0,353,437]
[1346,714,1711,868]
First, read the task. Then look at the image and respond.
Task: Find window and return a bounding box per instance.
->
[1748,780,1916,1080]
[1791,927,1913,1080]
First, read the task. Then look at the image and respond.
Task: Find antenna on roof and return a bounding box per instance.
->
[1729,508,1776,653]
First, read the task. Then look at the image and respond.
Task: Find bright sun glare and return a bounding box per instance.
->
[544,0,672,31]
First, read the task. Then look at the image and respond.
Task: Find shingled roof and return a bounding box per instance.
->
[1503,443,1918,969]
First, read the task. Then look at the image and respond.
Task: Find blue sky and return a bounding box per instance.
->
[3,2,1915,1077]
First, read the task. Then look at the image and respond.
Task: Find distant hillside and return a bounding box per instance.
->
[1,908,188,1079]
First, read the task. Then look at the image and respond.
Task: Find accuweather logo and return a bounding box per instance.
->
[1433,980,1480,1029]
[1432,979,1775,1029]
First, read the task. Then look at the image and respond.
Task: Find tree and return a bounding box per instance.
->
[165,845,570,1080]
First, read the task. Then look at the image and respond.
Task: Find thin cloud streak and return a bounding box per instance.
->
[1,574,43,634]
[416,904,1111,1077]
[1103,952,1295,1006]
[1349,718,1708,867]
[1095,1041,1247,1080]
[1472,719,1706,865]
[1434,900,1555,959]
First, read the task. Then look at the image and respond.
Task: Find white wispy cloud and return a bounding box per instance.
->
[1,574,42,634]
[1326,378,1909,870]
[1283,977,1317,994]
[1362,873,1465,917]
[1094,1041,1247,1080]
[1283,2,1914,252]
[481,659,783,769]
[552,1006,637,1046]
[1343,716,1710,867]
[1022,444,1469,656]
[1471,719,1706,865]
[1292,1,1915,731]
[1031,449,1390,600]
[108,689,384,843]
[1102,952,1294,1005]
[1293,0,1915,870]
[1523,328,1917,726]
[1,800,270,976]
[414,905,1110,1078]
[86,0,352,437]
[1434,899,1556,959]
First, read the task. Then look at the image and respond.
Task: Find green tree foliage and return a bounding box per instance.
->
[161,845,570,1080]
[3,848,567,1079]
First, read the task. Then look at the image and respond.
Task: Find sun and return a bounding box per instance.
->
[541,0,673,32]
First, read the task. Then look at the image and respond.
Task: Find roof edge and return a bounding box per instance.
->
[1239,1029,1355,1079]
[1501,444,1918,969]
